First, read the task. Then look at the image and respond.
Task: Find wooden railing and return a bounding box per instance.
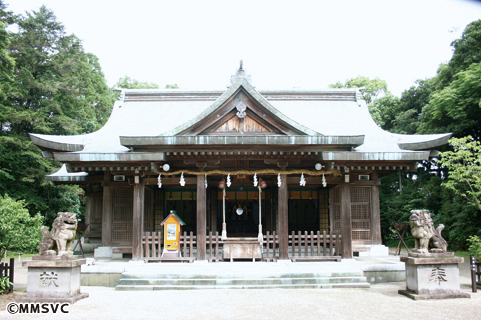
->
[142,230,342,262]
[142,231,221,262]
[289,231,342,261]
[0,258,14,293]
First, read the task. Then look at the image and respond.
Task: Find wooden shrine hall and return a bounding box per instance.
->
[30,63,451,262]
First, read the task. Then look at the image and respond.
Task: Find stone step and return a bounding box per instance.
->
[119,272,364,280]
[116,282,371,291]
[117,276,367,286]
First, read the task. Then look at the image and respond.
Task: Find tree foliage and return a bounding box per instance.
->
[0,194,43,258]
[438,137,481,211]
[420,62,481,139]
[116,76,160,89]
[329,76,388,105]
[0,4,111,231]
[3,5,114,136]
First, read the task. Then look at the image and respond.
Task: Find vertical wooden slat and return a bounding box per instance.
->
[316,231,321,256]
[273,231,277,260]
[157,231,161,257]
[311,231,314,256]
[304,231,308,256]
[183,231,187,257]
[322,230,327,257]
[298,231,302,256]
[208,231,213,260]
[330,230,335,256]
[189,231,194,258]
[266,231,271,260]
[215,231,219,261]
[143,232,148,258]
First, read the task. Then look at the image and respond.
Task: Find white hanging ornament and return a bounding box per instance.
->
[157,174,162,189]
[180,172,185,186]
[226,173,231,187]
[253,173,258,187]
[205,174,208,188]
[300,173,306,186]
[277,173,282,187]
[322,173,327,188]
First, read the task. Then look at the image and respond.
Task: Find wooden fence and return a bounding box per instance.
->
[471,255,480,293]
[0,258,14,293]
[142,230,342,262]
[142,231,222,262]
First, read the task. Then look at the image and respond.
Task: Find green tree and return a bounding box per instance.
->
[329,76,388,105]
[4,6,114,136]
[0,194,44,258]
[436,19,481,90]
[116,76,160,89]
[420,62,481,139]
[165,84,179,89]
[438,136,481,211]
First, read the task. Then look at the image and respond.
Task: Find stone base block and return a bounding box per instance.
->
[398,289,470,300]
[399,253,468,300]
[21,257,88,305]
[358,245,389,257]
[17,292,89,304]
[94,246,113,258]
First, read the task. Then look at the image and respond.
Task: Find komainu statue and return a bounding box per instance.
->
[410,209,448,254]
[38,212,78,256]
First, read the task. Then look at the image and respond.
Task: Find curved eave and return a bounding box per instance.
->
[46,175,89,182]
[29,133,84,152]
[322,151,431,161]
[120,135,365,147]
[53,152,166,162]
[398,133,452,150]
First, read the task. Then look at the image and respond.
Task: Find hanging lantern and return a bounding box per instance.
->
[277,174,282,187]
[253,173,258,187]
[205,174,208,189]
[180,172,185,186]
[157,174,162,189]
[218,179,226,189]
[226,173,231,187]
[322,173,327,188]
[259,179,267,189]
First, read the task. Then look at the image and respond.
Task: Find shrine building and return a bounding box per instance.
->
[30,64,451,262]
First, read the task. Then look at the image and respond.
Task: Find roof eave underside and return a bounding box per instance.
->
[119,135,365,147]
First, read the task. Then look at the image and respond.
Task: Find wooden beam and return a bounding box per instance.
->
[371,184,382,245]
[101,172,112,247]
[340,181,352,258]
[132,180,145,261]
[278,174,289,260]
[196,175,207,260]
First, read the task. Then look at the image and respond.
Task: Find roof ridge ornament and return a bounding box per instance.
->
[229,60,254,87]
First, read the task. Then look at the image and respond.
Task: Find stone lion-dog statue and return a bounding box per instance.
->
[38,212,78,256]
[409,209,447,254]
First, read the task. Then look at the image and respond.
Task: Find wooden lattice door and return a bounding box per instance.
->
[330,186,372,243]
[111,186,154,246]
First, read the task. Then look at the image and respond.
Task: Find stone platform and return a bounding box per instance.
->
[17,256,89,304]
[399,252,470,300]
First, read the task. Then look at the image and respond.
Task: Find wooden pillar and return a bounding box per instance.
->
[371,171,382,245]
[278,174,289,260]
[340,180,352,258]
[196,175,207,260]
[101,172,112,247]
[132,180,145,261]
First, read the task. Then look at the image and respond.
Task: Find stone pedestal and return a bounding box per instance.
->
[399,252,470,300]
[18,256,89,304]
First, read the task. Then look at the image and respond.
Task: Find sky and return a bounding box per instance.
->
[6,0,481,96]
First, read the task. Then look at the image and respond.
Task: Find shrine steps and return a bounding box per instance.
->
[115,272,370,290]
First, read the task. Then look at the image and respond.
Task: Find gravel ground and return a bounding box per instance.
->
[1,258,479,319]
